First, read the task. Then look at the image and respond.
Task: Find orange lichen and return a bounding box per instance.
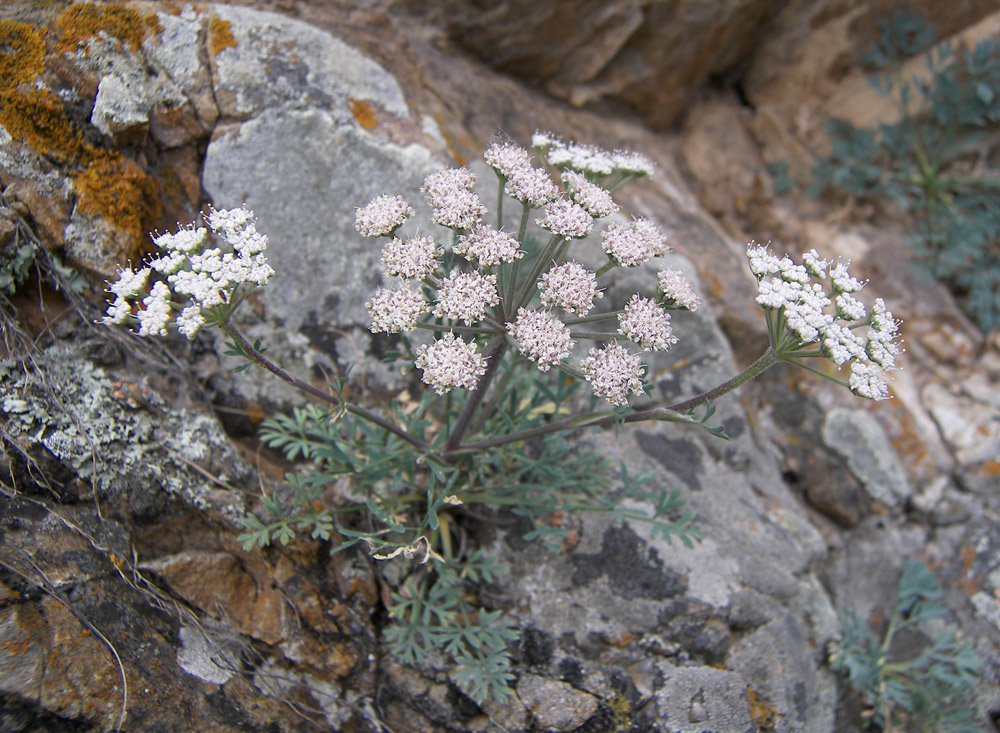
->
[0,20,45,94]
[0,87,85,162]
[348,98,377,130]
[747,686,779,732]
[207,15,237,56]
[53,2,162,57]
[73,152,162,255]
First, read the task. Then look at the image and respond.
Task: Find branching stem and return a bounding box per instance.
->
[220,321,429,453]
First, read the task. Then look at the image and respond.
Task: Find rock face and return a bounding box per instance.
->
[405,0,776,129]
[2,2,1000,732]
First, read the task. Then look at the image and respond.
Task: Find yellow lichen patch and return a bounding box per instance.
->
[73,152,162,256]
[207,15,237,56]
[0,87,85,162]
[0,20,45,94]
[348,98,377,130]
[747,686,779,732]
[52,2,162,57]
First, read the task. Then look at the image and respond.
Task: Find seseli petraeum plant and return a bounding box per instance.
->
[102,132,903,703]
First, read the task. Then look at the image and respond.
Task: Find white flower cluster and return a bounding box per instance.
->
[601,219,670,267]
[507,308,575,372]
[414,333,488,395]
[747,243,902,400]
[434,271,500,325]
[359,133,686,404]
[454,224,522,267]
[658,267,701,311]
[355,195,414,237]
[103,206,275,339]
[618,295,677,352]
[538,261,603,316]
[421,168,486,230]
[381,235,442,280]
[533,132,655,179]
[580,342,646,406]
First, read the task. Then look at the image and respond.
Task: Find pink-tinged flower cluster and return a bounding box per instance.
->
[562,171,618,218]
[537,199,593,239]
[747,243,903,400]
[657,267,700,311]
[506,166,560,207]
[415,333,488,394]
[380,235,442,280]
[421,168,486,230]
[484,141,559,206]
[484,141,531,178]
[580,342,646,406]
[618,294,676,351]
[434,271,499,325]
[507,308,574,372]
[366,284,427,334]
[601,218,668,267]
[454,224,523,267]
[355,195,414,237]
[538,261,603,315]
[104,207,274,340]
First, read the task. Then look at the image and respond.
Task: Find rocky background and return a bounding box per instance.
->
[1,1,999,731]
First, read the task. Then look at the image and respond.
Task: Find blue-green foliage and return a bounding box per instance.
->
[805,11,1000,332]
[0,238,38,295]
[238,357,698,703]
[829,559,981,731]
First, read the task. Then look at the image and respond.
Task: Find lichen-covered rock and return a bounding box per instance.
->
[0,345,250,518]
[821,408,912,509]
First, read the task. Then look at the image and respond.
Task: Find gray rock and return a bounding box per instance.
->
[655,665,755,733]
[516,674,598,731]
[177,624,238,685]
[210,5,410,119]
[0,345,249,519]
[821,407,911,508]
[203,110,439,404]
[200,7,442,405]
[923,381,1000,466]
[726,616,835,733]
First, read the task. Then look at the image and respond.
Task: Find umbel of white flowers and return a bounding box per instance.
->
[103,206,274,339]
[104,132,901,406]
[357,133,707,406]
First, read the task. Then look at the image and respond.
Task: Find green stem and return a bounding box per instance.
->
[414,322,496,336]
[447,348,781,456]
[595,259,616,277]
[442,336,508,454]
[467,354,518,436]
[512,234,564,313]
[219,321,428,453]
[495,176,506,230]
[563,310,624,326]
[569,330,621,341]
[786,358,850,388]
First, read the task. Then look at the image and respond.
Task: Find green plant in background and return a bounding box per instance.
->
[103,132,902,704]
[2,193,91,297]
[0,237,38,295]
[828,559,981,731]
[806,10,1000,332]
